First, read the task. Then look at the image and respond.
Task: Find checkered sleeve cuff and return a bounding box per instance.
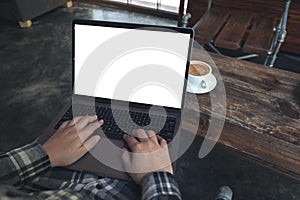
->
[0,142,51,185]
[141,172,181,200]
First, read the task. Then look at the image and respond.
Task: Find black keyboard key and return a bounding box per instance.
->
[165,124,175,131]
[106,127,113,133]
[133,113,141,120]
[98,115,105,119]
[104,121,113,126]
[136,120,143,125]
[113,127,121,134]
[144,120,151,126]
[106,115,113,120]
[167,117,176,124]
[159,129,174,137]
[141,113,149,119]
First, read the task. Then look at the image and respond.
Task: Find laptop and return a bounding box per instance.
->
[38,19,194,180]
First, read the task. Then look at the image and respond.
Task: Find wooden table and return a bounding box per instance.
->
[182,49,300,179]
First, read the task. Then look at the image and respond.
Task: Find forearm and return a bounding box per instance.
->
[0,142,51,186]
[141,172,181,200]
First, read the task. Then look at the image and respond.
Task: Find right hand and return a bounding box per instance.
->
[122,129,173,185]
[42,115,103,167]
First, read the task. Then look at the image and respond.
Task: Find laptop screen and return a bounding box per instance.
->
[73,21,193,109]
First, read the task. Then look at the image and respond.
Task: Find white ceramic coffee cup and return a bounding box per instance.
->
[188,60,212,90]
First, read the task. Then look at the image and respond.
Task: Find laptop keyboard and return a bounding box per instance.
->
[54,104,176,142]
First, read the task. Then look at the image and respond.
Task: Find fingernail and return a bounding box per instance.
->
[95,135,101,142]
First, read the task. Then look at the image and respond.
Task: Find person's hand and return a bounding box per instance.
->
[122,129,173,185]
[42,115,103,167]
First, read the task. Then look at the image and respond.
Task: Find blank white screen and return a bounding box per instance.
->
[74,24,190,108]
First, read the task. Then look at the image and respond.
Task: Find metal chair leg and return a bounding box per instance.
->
[209,43,223,55]
[181,13,191,28]
[237,54,259,60]
[264,0,291,67]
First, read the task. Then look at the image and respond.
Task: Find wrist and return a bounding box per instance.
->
[41,143,58,167]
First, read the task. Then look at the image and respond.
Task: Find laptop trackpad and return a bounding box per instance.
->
[68,138,131,181]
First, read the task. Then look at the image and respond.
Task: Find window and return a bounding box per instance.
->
[107,0,181,13]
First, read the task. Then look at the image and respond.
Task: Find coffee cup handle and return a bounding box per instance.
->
[200,80,207,89]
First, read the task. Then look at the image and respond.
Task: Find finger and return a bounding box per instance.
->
[69,116,85,125]
[59,121,69,129]
[121,148,131,172]
[157,135,167,147]
[64,116,84,127]
[80,121,101,141]
[60,116,79,128]
[145,130,157,142]
[123,134,139,150]
[132,129,148,142]
[74,115,98,130]
[98,119,104,126]
[81,135,101,153]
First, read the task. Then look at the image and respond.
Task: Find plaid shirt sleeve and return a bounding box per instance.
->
[0,142,51,187]
[141,172,181,200]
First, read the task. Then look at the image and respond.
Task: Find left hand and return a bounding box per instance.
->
[42,115,103,167]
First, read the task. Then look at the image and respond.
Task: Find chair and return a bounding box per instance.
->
[184,0,292,67]
[0,0,72,28]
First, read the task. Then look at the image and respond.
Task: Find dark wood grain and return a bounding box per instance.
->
[194,8,229,44]
[243,17,276,55]
[183,49,300,178]
[214,11,252,50]
[179,0,300,54]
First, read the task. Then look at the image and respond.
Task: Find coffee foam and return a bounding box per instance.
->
[189,63,210,76]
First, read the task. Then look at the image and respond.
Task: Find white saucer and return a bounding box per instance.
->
[187,74,217,94]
